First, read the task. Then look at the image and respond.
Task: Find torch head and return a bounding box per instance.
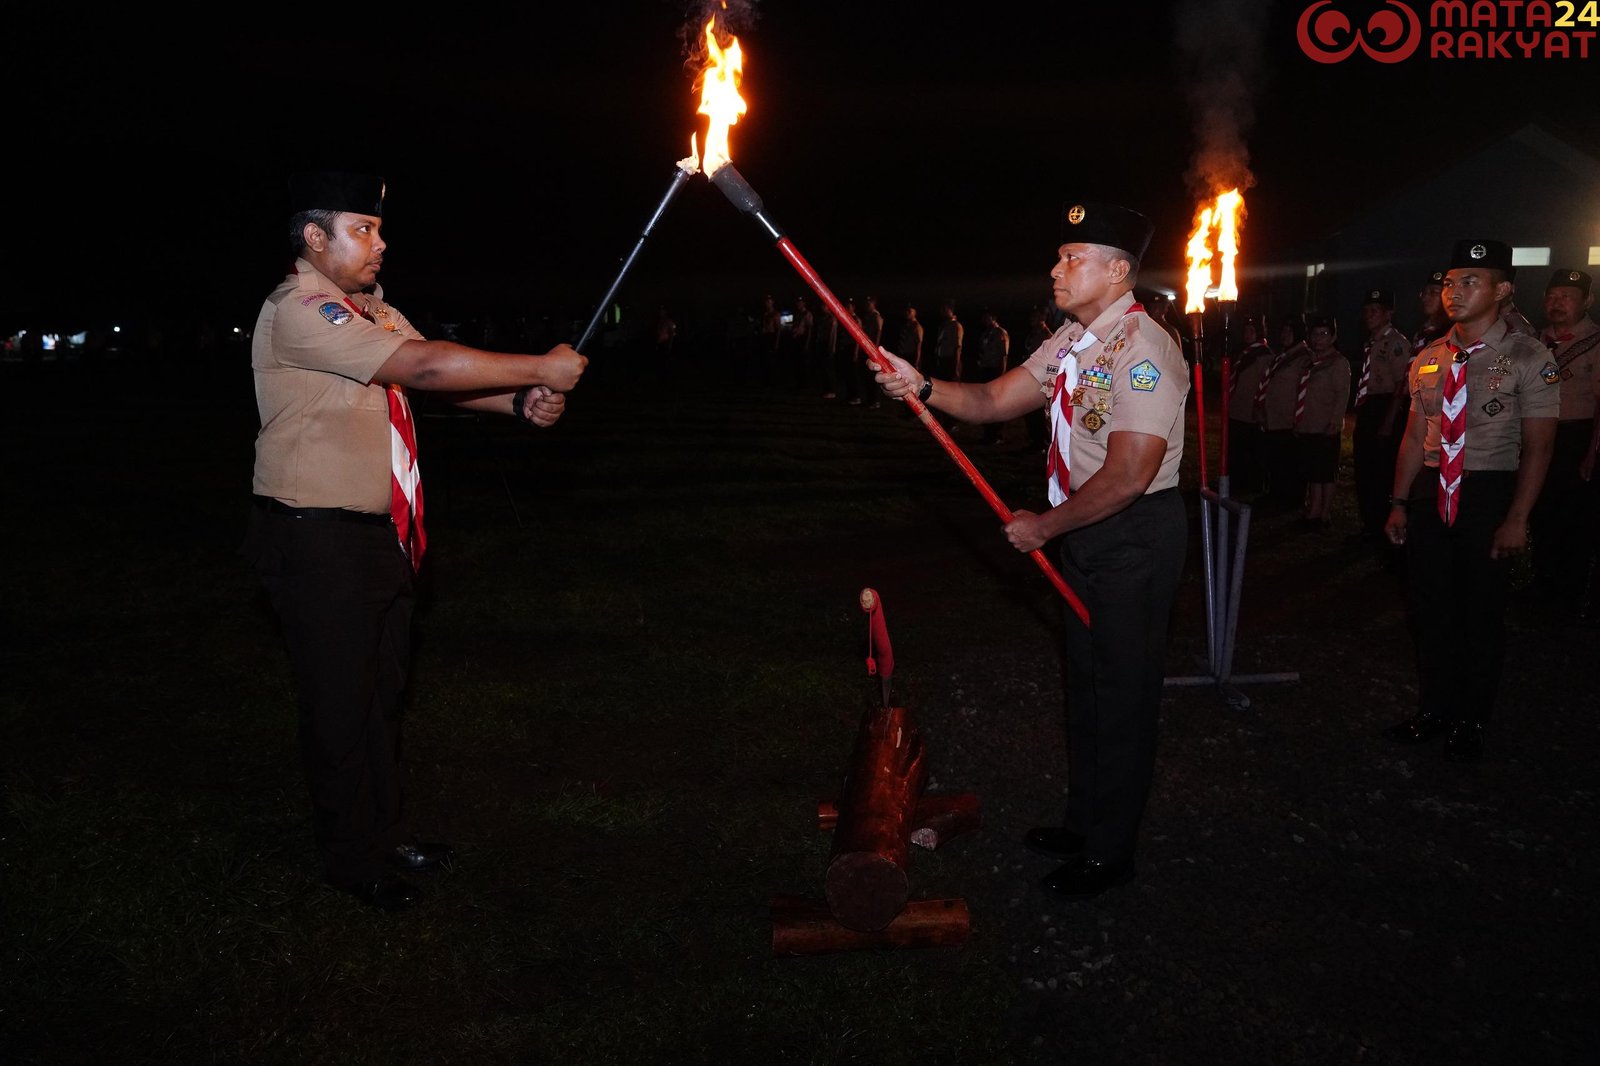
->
[710,163,764,217]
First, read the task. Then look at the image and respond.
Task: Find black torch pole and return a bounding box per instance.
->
[574,163,696,354]
[707,162,1089,626]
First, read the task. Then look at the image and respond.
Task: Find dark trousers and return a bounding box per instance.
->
[1531,420,1599,605]
[1404,469,1515,727]
[244,507,414,886]
[1261,429,1302,507]
[1226,419,1262,495]
[1352,399,1401,534]
[1058,489,1187,864]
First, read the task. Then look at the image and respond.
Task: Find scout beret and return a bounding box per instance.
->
[1448,239,1512,273]
[1422,270,1445,288]
[1361,289,1394,308]
[288,171,386,216]
[1546,269,1592,295]
[1061,201,1154,261]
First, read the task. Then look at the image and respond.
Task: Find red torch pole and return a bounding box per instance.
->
[709,164,1089,626]
[1189,311,1208,492]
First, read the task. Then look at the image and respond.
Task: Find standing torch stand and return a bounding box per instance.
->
[1165,303,1298,708]
[770,589,978,957]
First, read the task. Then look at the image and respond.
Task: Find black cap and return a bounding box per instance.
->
[1547,269,1592,295]
[1061,201,1154,261]
[1306,314,1337,334]
[1422,270,1445,288]
[1361,288,1394,308]
[1448,239,1512,273]
[288,171,386,216]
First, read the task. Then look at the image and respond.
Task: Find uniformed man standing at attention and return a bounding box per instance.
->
[1348,290,1413,543]
[1383,239,1559,763]
[874,201,1188,899]
[1531,269,1600,619]
[244,172,586,910]
[1412,270,1451,356]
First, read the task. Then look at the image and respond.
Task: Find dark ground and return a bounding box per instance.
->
[2,343,1596,1064]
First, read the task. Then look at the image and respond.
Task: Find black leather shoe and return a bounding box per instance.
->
[341,874,419,912]
[1041,856,1135,900]
[386,842,454,872]
[1443,722,1484,763]
[1024,826,1086,859]
[1383,711,1449,745]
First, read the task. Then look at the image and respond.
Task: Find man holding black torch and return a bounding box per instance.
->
[874,202,1188,899]
[243,171,586,911]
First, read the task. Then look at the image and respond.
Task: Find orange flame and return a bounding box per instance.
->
[1184,188,1244,313]
[696,16,746,176]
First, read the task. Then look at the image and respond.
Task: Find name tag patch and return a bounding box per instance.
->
[1130,359,1160,392]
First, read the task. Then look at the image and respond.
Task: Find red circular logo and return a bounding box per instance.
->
[1297,1,1422,64]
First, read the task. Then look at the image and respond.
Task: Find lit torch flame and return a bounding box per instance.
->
[695,16,746,176]
[1184,188,1244,313]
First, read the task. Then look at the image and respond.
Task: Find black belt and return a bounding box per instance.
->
[253,495,391,527]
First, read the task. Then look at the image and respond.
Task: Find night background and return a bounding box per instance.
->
[5,3,1598,1064]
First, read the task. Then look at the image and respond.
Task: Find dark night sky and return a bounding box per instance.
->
[9,2,1600,331]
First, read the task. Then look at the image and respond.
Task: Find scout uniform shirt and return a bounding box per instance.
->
[1408,318,1561,470]
[1021,291,1188,496]
[1293,352,1351,437]
[1363,325,1412,398]
[1259,343,1311,432]
[1539,316,1600,422]
[252,258,422,512]
[1227,341,1271,423]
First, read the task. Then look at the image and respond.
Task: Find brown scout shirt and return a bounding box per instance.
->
[1293,353,1350,437]
[1539,316,1600,422]
[1022,291,1189,494]
[252,259,421,512]
[1259,343,1311,433]
[1228,342,1271,422]
[1408,318,1561,470]
[1362,325,1412,397]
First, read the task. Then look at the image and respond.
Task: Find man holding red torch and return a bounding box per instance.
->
[874,202,1188,899]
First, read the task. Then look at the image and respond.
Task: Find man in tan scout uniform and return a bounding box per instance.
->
[1532,269,1600,620]
[874,201,1187,900]
[1349,290,1412,543]
[244,171,586,911]
[1383,239,1559,763]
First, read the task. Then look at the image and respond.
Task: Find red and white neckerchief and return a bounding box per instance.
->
[1355,326,1391,408]
[1543,330,1573,352]
[1045,303,1142,506]
[1294,352,1342,428]
[1254,349,1288,416]
[345,297,426,568]
[1437,336,1485,527]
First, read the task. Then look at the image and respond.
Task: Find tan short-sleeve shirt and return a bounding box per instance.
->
[251,259,419,511]
[1363,325,1412,396]
[1228,343,1271,421]
[1408,319,1561,470]
[1022,292,1189,494]
[1540,316,1600,421]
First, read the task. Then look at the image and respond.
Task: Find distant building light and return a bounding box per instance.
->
[112,325,122,333]
[232,327,241,334]
[1511,246,1550,267]
[1589,246,1600,266]
[1305,265,1316,277]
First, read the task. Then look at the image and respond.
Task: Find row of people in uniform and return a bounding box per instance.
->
[1221,266,1598,622]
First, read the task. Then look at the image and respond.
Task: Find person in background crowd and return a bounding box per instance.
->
[1348,290,1412,544]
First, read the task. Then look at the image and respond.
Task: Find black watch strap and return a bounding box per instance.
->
[916,378,934,403]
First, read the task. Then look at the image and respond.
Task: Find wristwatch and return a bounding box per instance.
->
[1388,495,1407,508]
[916,377,934,403]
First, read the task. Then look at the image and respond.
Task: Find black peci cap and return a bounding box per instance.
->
[1361,288,1394,308]
[1422,270,1446,288]
[288,171,386,216]
[1546,269,1592,295]
[1061,201,1154,261]
[1448,239,1513,273]
[1306,314,1337,334]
